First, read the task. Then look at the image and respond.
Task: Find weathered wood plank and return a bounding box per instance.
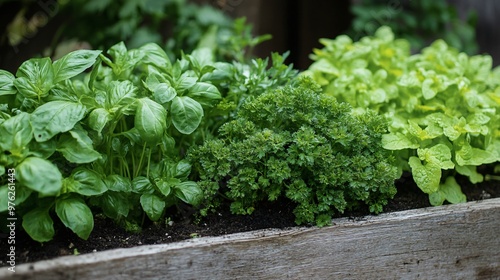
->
[2,198,499,280]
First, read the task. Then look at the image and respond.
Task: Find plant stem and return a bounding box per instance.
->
[135,143,147,177]
[485,174,500,181]
[146,148,152,179]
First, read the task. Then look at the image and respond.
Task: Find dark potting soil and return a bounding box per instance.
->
[1,169,499,266]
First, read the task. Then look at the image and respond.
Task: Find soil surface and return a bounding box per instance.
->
[1,168,499,266]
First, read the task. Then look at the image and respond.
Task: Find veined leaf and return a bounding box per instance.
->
[155,178,176,197]
[53,50,101,83]
[140,193,165,222]
[16,157,62,195]
[153,83,177,104]
[88,108,111,135]
[132,176,154,193]
[139,43,171,70]
[455,139,497,166]
[187,82,221,107]
[0,185,32,212]
[417,144,454,170]
[66,168,107,196]
[14,57,54,99]
[175,160,192,179]
[22,207,54,242]
[106,80,137,111]
[0,70,17,96]
[57,127,100,163]
[440,176,466,204]
[430,176,467,206]
[174,181,202,205]
[27,138,56,159]
[0,112,33,154]
[92,191,130,219]
[31,101,86,142]
[171,96,203,134]
[175,75,197,94]
[455,165,483,183]
[56,196,94,240]
[381,132,419,150]
[104,174,132,192]
[135,97,167,144]
[408,156,441,194]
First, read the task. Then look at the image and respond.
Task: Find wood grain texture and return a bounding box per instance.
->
[2,198,499,280]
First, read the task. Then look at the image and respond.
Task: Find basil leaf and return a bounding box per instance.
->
[56,196,94,240]
[132,176,154,193]
[187,82,221,107]
[93,191,130,219]
[28,138,56,159]
[175,75,197,93]
[88,108,111,135]
[171,96,203,134]
[0,70,17,96]
[175,159,192,179]
[14,57,54,99]
[31,101,86,142]
[22,207,55,242]
[135,97,167,144]
[16,157,62,196]
[104,174,132,192]
[139,43,171,70]
[153,83,177,104]
[52,50,101,83]
[0,112,33,153]
[66,167,107,196]
[140,193,165,222]
[155,178,174,197]
[57,127,101,163]
[174,181,202,205]
[0,185,32,212]
[106,80,137,111]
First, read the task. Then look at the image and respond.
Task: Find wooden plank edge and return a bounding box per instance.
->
[1,197,499,279]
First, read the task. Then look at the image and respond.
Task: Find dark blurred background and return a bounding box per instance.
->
[0,0,499,72]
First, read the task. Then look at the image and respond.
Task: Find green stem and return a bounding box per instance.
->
[146,148,152,179]
[485,174,500,181]
[135,143,147,178]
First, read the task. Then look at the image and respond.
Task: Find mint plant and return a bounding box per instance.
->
[189,77,398,226]
[304,26,500,205]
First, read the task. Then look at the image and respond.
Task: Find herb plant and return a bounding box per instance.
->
[304,26,500,205]
[0,28,298,241]
[189,77,398,226]
[0,42,227,242]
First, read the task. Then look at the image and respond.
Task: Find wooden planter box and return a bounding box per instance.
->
[1,198,499,279]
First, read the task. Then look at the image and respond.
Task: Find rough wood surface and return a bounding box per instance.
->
[2,198,499,280]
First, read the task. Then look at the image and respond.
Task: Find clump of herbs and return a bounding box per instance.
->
[0,34,297,242]
[189,77,398,226]
[304,26,500,205]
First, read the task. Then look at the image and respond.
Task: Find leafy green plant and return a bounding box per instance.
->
[349,0,478,54]
[304,26,500,205]
[0,41,230,241]
[189,77,398,226]
[0,27,297,241]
